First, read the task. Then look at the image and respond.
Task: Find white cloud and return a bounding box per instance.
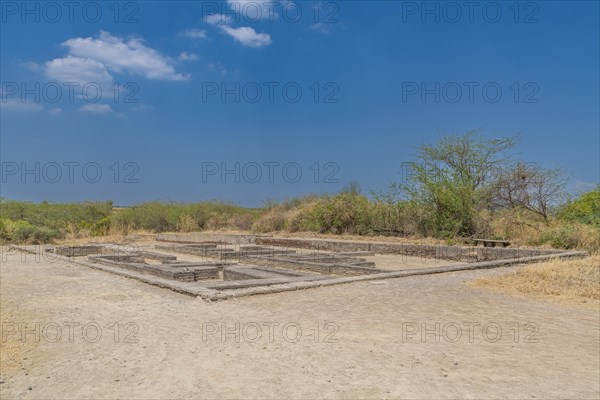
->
[0,99,43,112]
[61,31,187,81]
[572,181,598,193]
[44,55,113,86]
[183,29,208,39]
[208,63,228,76]
[309,22,333,34]
[78,103,113,114]
[24,31,187,113]
[20,61,42,72]
[205,15,271,47]
[178,52,199,61]
[219,25,272,47]
[133,104,155,112]
[205,13,232,26]
[204,12,271,47]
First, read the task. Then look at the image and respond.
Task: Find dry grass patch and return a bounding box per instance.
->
[471,255,600,308]
[0,306,38,376]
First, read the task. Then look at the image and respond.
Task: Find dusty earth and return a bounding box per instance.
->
[0,246,598,399]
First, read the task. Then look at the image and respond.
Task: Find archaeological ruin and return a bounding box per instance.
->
[10,233,587,301]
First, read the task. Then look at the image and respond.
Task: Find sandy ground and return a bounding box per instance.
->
[1,250,598,399]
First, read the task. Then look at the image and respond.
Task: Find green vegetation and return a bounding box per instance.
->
[0,199,259,243]
[0,200,113,243]
[2,131,598,251]
[109,202,259,234]
[403,131,517,236]
[559,187,600,226]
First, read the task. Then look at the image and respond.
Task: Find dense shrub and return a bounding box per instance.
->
[0,200,112,243]
[559,187,600,226]
[0,219,61,244]
[252,208,287,233]
[530,222,600,252]
[111,202,259,233]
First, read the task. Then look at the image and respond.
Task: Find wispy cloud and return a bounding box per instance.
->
[0,99,44,112]
[208,63,228,76]
[205,13,272,47]
[220,25,272,47]
[309,22,333,34]
[78,103,113,114]
[183,29,208,39]
[572,181,599,193]
[20,61,42,72]
[133,104,155,112]
[178,52,199,61]
[205,13,232,25]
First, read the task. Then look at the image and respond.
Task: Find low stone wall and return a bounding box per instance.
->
[89,256,195,281]
[244,255,387,276]
[289,254,375,267]
[220,247,296,260]
[153,234,564,262]
[191,266,221,280]
[133,251,177,263]
[204,275,326,291]
[223,266,286,281]
[255,237,560,262]
[157,233,270,244]
[155,243,229,258]
[88,256,220,282]
[54,245,105,257]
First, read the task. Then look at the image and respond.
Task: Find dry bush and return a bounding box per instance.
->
[489,208,543,244]
[177,214,198,232]
[204,214,231,231]
[252,207,287,233]
[229,214,256,231]
[203,213,256,231]
[108,211,134,236]
[252,197,323,233]
[64,221,92,241]
[486,208,600,252]
[471,255,600,308]
[531,222,600,252]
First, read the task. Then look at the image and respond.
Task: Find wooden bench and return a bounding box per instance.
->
[473,239,510,248]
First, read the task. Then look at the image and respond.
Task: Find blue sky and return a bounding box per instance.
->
[1,0,599,206]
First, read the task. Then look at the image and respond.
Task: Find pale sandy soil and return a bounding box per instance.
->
[1,250,598,399]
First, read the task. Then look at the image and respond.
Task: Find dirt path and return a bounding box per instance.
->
[1,251,598,399]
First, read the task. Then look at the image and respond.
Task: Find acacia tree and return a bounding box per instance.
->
[403,130,517,236]
[494,162,567,221]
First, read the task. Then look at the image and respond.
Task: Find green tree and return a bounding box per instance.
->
[403,130,517,236]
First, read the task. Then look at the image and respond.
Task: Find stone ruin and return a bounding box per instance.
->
[11,234,587,301]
